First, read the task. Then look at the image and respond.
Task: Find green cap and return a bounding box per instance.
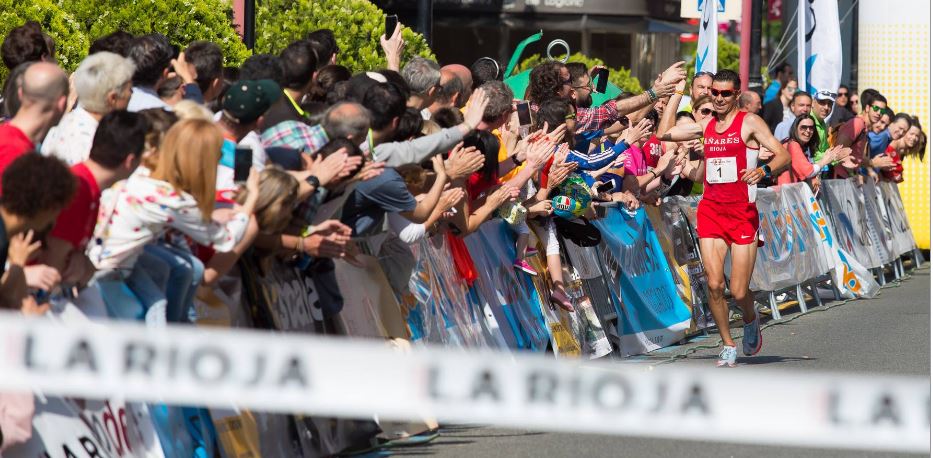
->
[222,79,281,124]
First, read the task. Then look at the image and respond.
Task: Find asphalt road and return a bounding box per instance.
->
[397,264,930,458]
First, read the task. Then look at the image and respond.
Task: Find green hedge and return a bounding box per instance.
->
[0,0,435,86]
[59,0,250,66]
[516,52,643,94]
[255,0,435,73]
[0,0,87,83]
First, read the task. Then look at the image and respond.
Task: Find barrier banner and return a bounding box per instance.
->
[805,193,882,298]
[0,314,928,453]
[876,181,918,256]
[820,179,885,268]
[463,221,550,351]
[752,184,832,292]
[242,256,380,456]
[860,179,898,265]
[3,294,165,458]
[656,200,713,330]
[407,234,498,348]
[594,206,692,356]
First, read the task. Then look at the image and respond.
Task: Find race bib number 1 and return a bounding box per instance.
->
[706,157,738,184]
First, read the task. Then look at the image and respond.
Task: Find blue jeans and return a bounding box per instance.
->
[96,254,170,325]
[143,243,205,324]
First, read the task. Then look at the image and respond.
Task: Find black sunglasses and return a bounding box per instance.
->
[799,124,816,131]
[710,88,735,98]
[699,108,713,115]
[837,91,849,97]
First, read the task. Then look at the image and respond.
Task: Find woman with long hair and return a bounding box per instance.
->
[774,114,841,190]
[90,119,259,326]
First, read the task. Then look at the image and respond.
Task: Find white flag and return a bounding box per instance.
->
[696,0,718,74]
[798,0,842,94]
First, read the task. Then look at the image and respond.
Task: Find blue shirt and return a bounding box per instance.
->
[867,129,892,158]
[763,80,781,104]
[341,168,417,236]
[774,116,794,141]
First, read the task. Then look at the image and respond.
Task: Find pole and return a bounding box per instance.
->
[739,0,752,91]
[748,0,764,92]
[417,0,434,46]
[243,0,255,50]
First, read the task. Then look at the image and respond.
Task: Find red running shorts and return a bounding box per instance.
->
[696,199,760,246]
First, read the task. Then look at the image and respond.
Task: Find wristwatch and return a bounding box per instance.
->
[760,164,772,178]
[306,174,321,189]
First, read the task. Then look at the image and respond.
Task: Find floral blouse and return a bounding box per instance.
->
[89,174,248,270]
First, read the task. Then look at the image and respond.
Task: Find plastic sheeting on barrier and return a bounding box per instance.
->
[656,199,713,330]
[752,183,833,292]
[463,221,552,352]
[594,206,693,356]
[821,179,887,269]
[406,234,501,349]
[877,181,918,257]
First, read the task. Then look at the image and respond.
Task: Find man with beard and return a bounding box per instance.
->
[559,61,683,134]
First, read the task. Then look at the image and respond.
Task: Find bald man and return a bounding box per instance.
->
[428,68,464,114]
[738,90,762,114]
[0,61,69,178]
[441,64,473,107]
[323,101,371,145]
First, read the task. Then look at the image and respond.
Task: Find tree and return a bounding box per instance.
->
[59,0,250,66]
[254,0,434,73]
[681,36,741,82]
[0,0,88,83]
[516,52,643,94]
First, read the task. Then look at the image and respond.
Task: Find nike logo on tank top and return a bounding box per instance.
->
[702,111,759,203]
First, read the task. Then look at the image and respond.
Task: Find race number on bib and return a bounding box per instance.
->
[706,157,738,184]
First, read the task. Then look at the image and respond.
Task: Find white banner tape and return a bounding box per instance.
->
[0,312,928,453]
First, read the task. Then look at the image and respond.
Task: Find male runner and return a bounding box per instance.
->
[658,70,791,367]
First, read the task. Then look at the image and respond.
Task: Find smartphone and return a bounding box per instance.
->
[171,44,180,60]
[516,101,532,127]
[596,180,614,194]
[233,148,253,183]
[385,14,399,37]
[592,68,609,94]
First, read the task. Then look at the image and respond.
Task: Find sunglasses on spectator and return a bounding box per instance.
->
[709,89,735,98]
[572,82,593,91]
[837,91,849,97]
[699,108,713,115]
[565,113,576,120]
[871,105,885,113]
[799,124,815,131]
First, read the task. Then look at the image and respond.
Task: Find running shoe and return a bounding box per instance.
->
[716,345,737,367]
[513,259,538,276]
[742,308,762,356]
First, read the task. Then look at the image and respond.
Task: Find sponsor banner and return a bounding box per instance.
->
[0,313,928,453]
[463,221,550,351]
[806,193,882,298]
[594,206,692,356]
[695,0,719,74]
[797,0,843,95]
[876,181,918,256]
[820,179,884,268]
[752,184,832,292]
[652,203,713,331]
[860,179,898,265]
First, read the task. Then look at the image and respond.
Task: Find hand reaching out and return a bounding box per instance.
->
[445,143,484,180]
[380,21,405,72]
[486,185,520,208]
[462,88,489,129]
[622,118,653,145]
